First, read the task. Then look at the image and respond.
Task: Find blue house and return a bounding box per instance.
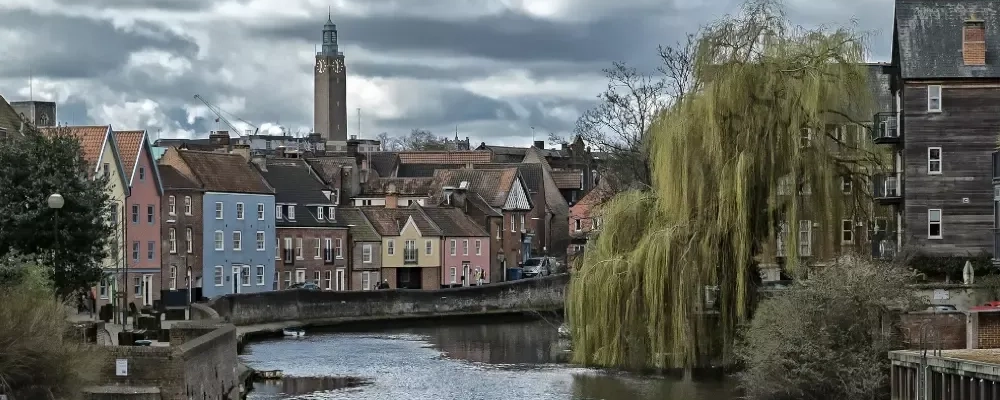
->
[160,148,276,298]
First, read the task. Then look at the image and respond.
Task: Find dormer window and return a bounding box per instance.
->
[327,206,336,221]
[317,206,325,220]
[275,205,283,219]
[287,205,296,220]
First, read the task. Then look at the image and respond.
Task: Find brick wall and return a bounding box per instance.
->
[980,313,1000,348]
[209,273,569,326]
[275,226,349,290]
[900,311,967,350]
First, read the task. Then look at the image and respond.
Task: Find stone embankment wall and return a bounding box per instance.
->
[209,273,570,326]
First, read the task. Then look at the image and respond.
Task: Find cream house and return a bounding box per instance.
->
[361,206,442,289]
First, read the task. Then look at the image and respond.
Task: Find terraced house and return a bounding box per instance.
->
[40,125,130,308]
[340,208,382,290]
[255,157,348,290]
[420,207,491,287]
[159,164,204,305]
[362,207,442,289]
[159,148,276,297]
[115,129,164,306]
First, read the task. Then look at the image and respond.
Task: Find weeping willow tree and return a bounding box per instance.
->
[567,0,886,370]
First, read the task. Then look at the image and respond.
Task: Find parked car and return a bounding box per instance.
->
[287,282,321,291]
[522,257,555,278]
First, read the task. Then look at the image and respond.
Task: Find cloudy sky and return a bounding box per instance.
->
[0,0,893,147]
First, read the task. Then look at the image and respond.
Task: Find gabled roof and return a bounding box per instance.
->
[173,150,273,194]
[419,207,488,237]
[306,156,356,186]
[339,208,381,242]
[574,182,614,209]
[397,163,463,178]
[894,0,1000,78]
[256,158,330,204]
[431,168,518,208]
[522,147,568,214]
[361,177,434,196]
[367,152,399,177]
[397,150,492,164]
[114,130,164,195]
[551,170,583,190]
[39,125,131,195]
[473,163,543,193]
[159,165,201,191]
[361,207,440,237]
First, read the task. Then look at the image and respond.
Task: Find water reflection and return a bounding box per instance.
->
[252,376,372,397]
[391,315,568,365]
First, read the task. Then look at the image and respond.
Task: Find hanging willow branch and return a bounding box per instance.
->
[567,0,886,370]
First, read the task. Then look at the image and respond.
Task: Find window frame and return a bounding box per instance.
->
[256,265,265,286]
[927,84,942,112]
[256,231,266,251]
[185,228,193,253]
[841,219,854,244]
[798,220,813,257]
[336,238,344,258]
[232,231,242,251]
[184,196,192,215]
[214,230,224,251]
[928,208,943,239]
[363,244,373,263]
[928,147,943,175]
[215,202,223,219]
[168,195,176,215]
[168,228,177,253]
[235,202,245,220]
[257,203,265,220]
[214,266,224,286]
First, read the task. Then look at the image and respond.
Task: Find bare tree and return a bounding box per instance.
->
[375,132,404,151]
[402,129,452,151]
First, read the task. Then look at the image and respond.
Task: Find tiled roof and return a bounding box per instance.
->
[114,130,144,181]
[575,183,613,208]
[473,163,542,193]
[467,192,502,217]
[368,152,399,177]
[256,158,330,204]
[420,207,488,237]
[361,207,440,236]
[397,151,492,164]
[340,208,381,242]
[0,94,24,135]
[361,177,435,196]
[176,150,272,194]
[551,170,583,189]
[397,163,463,178]
[39,125,110,169]
[159,165,200,191]
[895,0,1000,78]
[306,156,355,185]
[431,168,517,208]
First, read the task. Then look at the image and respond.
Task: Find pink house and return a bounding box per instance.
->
[115,130,164,307]
[419,207,491,287]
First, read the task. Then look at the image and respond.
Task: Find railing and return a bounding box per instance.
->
[872,173,902,198]
[872,112,900,142]
[403,248,418,264]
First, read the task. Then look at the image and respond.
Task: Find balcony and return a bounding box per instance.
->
[872,173,903,205]
[993,152,1000,182]
[872,112,901,145]
[403,248,418,264]
[871,237,898,260]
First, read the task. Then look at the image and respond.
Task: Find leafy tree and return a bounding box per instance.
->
[0,128,113,296]
[567,0,886,370]
[736,257,917,400]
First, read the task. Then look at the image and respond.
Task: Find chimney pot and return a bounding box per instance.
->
[964,15,987,66]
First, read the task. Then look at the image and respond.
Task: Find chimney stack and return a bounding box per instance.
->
[533,140,544,149]
[385,183,398,208]
[964,14,987,66]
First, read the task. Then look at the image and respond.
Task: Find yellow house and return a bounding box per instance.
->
[361,206,442,289]
[40,125,130,307]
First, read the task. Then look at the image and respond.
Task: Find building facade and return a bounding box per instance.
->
[314,14,348,146]
[420,207,491,286]
[116,130,164,307]
[363,207,441,289]
[159,164,205,305]
[340,208,382,290]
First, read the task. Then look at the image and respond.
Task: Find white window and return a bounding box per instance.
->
[462,239,469,256]
[425,239,433,255]
[520,215,525,231]
[256,265,265,285]
[450,239,457,256]
[313,271,320,284]
[257,203,265,220]
[295,238,303,259]
[99,279,108,299]
[276,204,283,219]
[284,271,291,288]
[387,239,395,256]
[363,244,373,263]
[184,196,192,215]
[315,238,323,259]
[574,219,582,231]
[324,238,333,261]
[798,220,812,256]
[275,238,280,260]
[841,176,853,194]
[927,85,942,112]
[361,271,373,291]
[284,237,293,261]
[800,128,812,148]
[236,202,244,220]
[841,219,854,244]
[256,231,265,251]
[594,218,602,229]
[169,265,177,290]
[215,202,223,219]
[232,231,242,251]
[168,228,177,253]
[241,266,251,286]
[928,209,943,239]
[336,238,344,258]
[450,267,457,284]
[214,230,224,250]
[928,147,942,174]
[317,206,325,220]
[214,266,223,286]
[287,206,296,220]
[168,195,176,215]
[475,239,482,255]
[327,206,336,220]
[185,228,193,253]
[510,214,515,232]
[324,270,332,290]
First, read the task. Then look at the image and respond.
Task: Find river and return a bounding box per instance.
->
[241,316,738,400]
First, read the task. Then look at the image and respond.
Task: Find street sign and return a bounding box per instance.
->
[115,359,128,376]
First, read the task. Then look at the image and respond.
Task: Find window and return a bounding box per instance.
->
[236,202,244,220]
[256,265,265,285]
[168,228,177,253]
[185,228,193,253]
[928,209,943,239]
[520,215,525,231]
[99,279,108,299]
[361,271,373,291]
[257,203,264,220]
[324,238,333,261]
[134,276,141,296]
[168,196,176,215]
[241,266,251,286]
[593,218,601,230]
[425,239,432,255]
[496,225,502,240]
[273,272,278,290]
[315,238,322,259]
[283,238,293,261]
[450,267,457,284]
[313,271,320,284]
[510,214,515,232]
[232,231,242,251]
[363,244,373,263]
[295,238,303,259]
[574,219,582,231]
[335,238,344,258]
[462,239,469,256]
[798,220,812,257]
[147,205,155,223]
[132,241,139,261]
[327,206,336,220]
[275,238,280,260]
[275,204,283,219]
[928,147,942,174]
[103,163,110,177]
[387,239,395,256]
[215,202,223,219]
[287,206,296,220]
[927,85,942,112]
[324,270,332,290]
[256,231,265,251]
[131,204,139,223]
[284,271,292,288]
[184,196,192,215]
[450,239,457,256]
[110,206,118,225]
[841,219,854,244]
[404,240,417,262]
[214,230,224,250]
[317,206,325,221]
[169,265,177,290]
[475,239,482,255]
[214,266,224,286]
[139,167,145,180]
[841,176,853,194]
[800,128,812,148]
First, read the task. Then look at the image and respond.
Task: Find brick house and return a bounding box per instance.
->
[159,164,204,306]
[567,183,612,262]
[115,129,164,307]
[340,208,382,290]
[254,157,349,290]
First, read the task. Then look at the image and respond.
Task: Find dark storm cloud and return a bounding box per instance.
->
[347,59,604,82]
[377,89,518,130]
[0,10,198,80]
[49,0,212,11]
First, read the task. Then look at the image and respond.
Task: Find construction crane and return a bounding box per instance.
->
[193,94,260,136]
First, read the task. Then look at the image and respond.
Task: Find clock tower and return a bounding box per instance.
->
[314,13,347,144]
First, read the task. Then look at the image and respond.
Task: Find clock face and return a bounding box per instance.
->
[332,59,342,73]
[315,59,327,74]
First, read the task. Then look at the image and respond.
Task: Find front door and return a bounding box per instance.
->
[462,264,471,287]
[232,266,240,294]
[335,268,346,291]
[141,274,153,306]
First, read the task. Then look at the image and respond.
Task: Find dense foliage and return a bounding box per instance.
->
[567,0,883,369]
[0,128,114,296]
[736,257,916,400]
